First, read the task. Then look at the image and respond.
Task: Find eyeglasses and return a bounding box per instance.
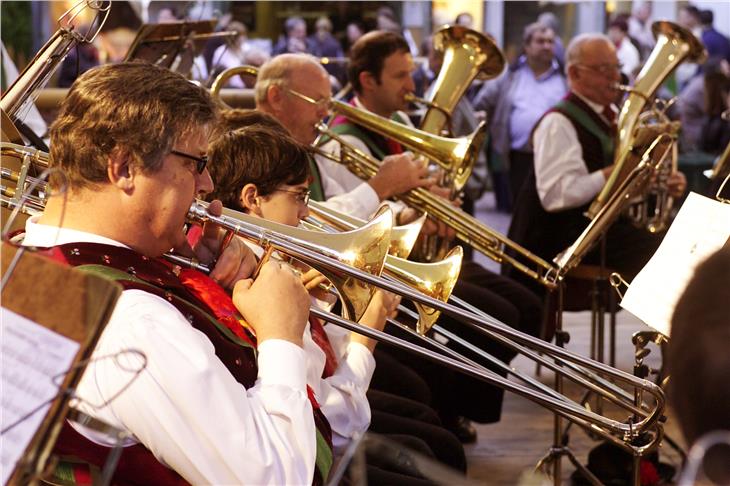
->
[286,88,331,110]
[170,149,208,174]
[577,63,623,75]
[273,188,311,205]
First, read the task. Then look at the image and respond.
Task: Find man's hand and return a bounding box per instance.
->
[368,153,435,200]
[351,290,401,351]
[298,266,337,305]
[666,170,687,198]
[184,200,258,288]
[176,200,258,288]
[232,261,310,347]
[418,185,459,239]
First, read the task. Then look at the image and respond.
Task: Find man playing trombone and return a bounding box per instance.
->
[271,33,543,441]
[19,62,330,485]
[206,109,468,477]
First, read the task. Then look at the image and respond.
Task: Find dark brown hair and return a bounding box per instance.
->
[207,111,311,210]
[49,62,217,189]
[348,30,410,94]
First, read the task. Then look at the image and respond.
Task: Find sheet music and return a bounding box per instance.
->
[1,308,80,485]
[620,192,730,336]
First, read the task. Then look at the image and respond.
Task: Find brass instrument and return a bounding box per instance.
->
[327,98,486,194]
[615,89,681,233]
[209,65,259,106]
[419,25,505,136]
[408,25,504,261]
[313,127,560,289]
[1,1,109,120]
[587,21,706,223]
[3,143,667,484]
[708,109,730,199]
[554,134,676,274]
[303,202,463,334]
[307,200,426,259]
[0,142,393,323]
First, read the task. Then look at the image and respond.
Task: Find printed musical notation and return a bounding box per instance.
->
[1,309,79,485]
[620,192,730,336]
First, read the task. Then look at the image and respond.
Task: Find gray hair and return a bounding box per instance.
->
[565,33,612,71]
[255,53,326,107]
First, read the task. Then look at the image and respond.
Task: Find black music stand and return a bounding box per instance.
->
[124,20,224,77]
[1,243,121,485]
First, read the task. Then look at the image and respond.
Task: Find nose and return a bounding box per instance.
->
[300,203,310,220]
[405,75,416,92]
[196,167,214,197]
[316,103,328,119]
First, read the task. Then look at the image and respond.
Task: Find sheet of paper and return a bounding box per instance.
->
[1,308,80,485]
[620,192,730,336]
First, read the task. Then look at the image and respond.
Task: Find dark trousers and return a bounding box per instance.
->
[372,262,544,424]
[368,364,466,471]
[509,150,535,207]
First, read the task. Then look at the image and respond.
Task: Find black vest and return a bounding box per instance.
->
[505,93,615,283]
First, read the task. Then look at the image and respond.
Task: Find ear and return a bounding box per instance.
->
[359,71,377,92]
[239,183,262,215]
[107,149,135,192]
[567,64,580,82]
[266,85,285,113]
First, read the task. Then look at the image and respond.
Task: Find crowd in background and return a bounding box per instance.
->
[19,1,730,207]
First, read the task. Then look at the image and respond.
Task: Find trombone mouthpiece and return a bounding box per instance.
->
[187,200,210,223]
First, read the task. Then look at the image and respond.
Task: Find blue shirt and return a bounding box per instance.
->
[508,58,568,151]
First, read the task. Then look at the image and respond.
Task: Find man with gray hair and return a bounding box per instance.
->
[255,53,433,218]
[474,21,567,208]
[505,34,686,294]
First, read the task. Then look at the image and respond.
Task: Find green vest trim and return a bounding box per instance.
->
[307,154,325,201]
[555,98,615,165]
[329,123,387,159]
[74,264,255,351]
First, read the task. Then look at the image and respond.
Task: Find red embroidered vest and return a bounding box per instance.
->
[31,242,332,486]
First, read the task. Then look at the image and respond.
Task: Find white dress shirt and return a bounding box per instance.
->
[304,318,374,453]
[316,97,409,219]
[616,38,640,79]
[242,241,375,453]
[22,217,317,485]
[533,92,610,212]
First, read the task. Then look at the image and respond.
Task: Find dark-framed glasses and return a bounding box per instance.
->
[274,188,311,205]
[170,149,208,174]
[286,88,331,111]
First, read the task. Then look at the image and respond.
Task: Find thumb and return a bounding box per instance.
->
[233,278,254,294]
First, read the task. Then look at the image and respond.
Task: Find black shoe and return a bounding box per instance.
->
[444,416,477,444]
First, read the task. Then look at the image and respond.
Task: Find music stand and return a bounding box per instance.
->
[124,20,226,77]
[1,243,121,485]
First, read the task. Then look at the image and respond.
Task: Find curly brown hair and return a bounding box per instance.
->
[49,62,217,190]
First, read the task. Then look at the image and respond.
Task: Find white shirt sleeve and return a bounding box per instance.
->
[533,112,607,212]
[315,135,409,220]
[314,137,382,220]
[302,321,374,453]
[71,290,316,486]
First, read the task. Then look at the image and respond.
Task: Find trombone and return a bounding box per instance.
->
[2,144,666,485]
[312,126,560,289]
[207,65,559,288]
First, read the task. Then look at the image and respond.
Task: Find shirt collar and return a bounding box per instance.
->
[22,215,130,249]
[572,91,610,116]
[515,55,561,79]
